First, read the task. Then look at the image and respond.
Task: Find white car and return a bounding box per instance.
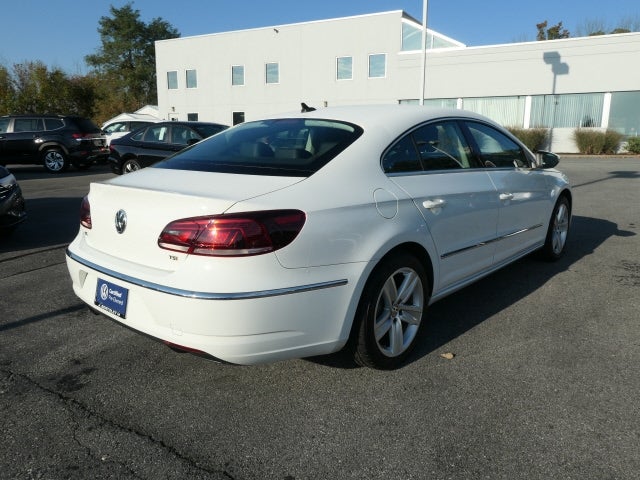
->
[66,105,571,369]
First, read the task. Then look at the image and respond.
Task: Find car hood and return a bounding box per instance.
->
[82,168,304,269]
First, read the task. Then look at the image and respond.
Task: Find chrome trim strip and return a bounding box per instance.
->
[66,249,348,300]
[441,223,544,259]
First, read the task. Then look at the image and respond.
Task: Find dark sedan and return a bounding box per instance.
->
[108,121,228,174]
[0,166,26,235]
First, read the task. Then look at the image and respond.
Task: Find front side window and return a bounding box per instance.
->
[368,54,386,79]
[465,122,528,168]
[155,118,363,177]
[336,56,353,81]
[232,65,244,86]
[266,63,279,84]
[186,69,197,89]
[167,71,178,89]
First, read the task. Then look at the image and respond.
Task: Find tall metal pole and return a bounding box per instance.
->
[419,0,428,105]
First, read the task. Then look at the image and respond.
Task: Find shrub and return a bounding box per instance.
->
[626,137,640,154]
[506,127,549,151]
[573,129,624,154]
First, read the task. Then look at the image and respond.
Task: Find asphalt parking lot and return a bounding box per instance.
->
[1,157,639,480]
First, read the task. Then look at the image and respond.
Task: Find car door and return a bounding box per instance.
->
[383,120,500,293]
[3,118,44,162]
[463,121,551,265]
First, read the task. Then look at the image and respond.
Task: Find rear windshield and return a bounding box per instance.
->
[192,123,228,138]
[153,118,363,177]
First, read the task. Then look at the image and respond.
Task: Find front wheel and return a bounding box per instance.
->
[352,252,429,369]
[42,148,68,173]
[540,195,571,261]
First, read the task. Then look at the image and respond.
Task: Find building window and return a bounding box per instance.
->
[266,62,279,84]
[530,93,604,128]
[232,65,245,86]
[336,57,353,81]
[233,112,245,125]
[462,96,526,127]
[167,71,178,89]
[609,91,640,136]
[186,69,198,89]
[368,54,386,79]
[187,113,199,121]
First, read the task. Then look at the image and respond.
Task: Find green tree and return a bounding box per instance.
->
[85,2,179,118]
[0,65,16,114]
[536,20,570,40]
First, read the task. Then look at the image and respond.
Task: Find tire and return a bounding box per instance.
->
[122,158,141,174]
[352,252,429,369]
[540,195,571,261]
[42,148,68,173]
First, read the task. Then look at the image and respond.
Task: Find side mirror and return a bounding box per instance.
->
[535,150,560,169]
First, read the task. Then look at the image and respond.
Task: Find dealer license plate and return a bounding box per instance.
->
[95,278,129,318]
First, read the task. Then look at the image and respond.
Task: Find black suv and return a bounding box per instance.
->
[0,115,109,173]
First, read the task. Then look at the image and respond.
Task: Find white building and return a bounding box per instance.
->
[155,10,640,152]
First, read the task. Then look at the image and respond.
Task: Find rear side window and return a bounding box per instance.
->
[155,118,363,177]
[44,118,64,130]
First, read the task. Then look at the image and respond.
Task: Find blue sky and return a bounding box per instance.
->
[0,0,637,74]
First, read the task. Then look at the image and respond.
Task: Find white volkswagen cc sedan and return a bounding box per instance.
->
[66,105,571,369]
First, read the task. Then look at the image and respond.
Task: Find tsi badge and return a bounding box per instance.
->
[115,209,127,234]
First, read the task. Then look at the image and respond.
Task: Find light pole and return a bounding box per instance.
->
[419,0,428,105]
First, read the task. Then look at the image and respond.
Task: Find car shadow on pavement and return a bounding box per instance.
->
[307,214,636,370]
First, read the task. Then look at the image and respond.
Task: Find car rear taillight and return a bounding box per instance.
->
[72,132,89,139]
[158,210,306,256]
[80,196,92,229]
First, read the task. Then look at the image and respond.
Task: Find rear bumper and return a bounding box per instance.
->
[66,247,364,365]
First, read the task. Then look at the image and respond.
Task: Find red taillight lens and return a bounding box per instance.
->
[158,210,306,256]
[80,196,92,229]
[72,132,88,139]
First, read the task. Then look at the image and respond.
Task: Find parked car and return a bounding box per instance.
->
[66,105,572,369]
[108,121,229,174]
[0,115,109,173]
[0,165,26,235]
[102,119,159,145]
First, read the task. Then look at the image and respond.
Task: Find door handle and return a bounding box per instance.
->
[499,193,514,201]
[422,199,446,210]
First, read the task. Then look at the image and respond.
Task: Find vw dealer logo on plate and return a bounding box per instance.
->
[115,209,127,234]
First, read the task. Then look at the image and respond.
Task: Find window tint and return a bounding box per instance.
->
[44,118,64,130]
[171,126,200,145]
[155,118,363,177]
[466,122,528,168]
[14,118,44,132]
[0,118,9,133]
[143,125,169,143]
[383,120,472,174]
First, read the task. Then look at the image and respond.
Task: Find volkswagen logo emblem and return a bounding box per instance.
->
[115,209,127,234]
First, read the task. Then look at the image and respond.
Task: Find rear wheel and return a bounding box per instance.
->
[540,195,571,261]
[42,148,68,173]
[352,252,429,369]
[122,158,141,174]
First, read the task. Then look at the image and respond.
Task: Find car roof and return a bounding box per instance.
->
[265,104,502,132]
